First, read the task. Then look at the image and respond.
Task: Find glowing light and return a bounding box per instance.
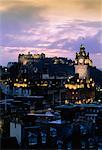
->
[73,86,76,90]
[65,84,69,88]
[77,85,80,88]
[87,84,90,88]
[16,79,18,82]
[92,83,95,87]
[65,83,84,89]
[5,68,7,72]
[14,83,27,87]
[65,100,68,104]
[37,83,48,87]
[98,99,101,102]
[80,84,84,88]
[90,78,92,81]
[76,100,82,104]
[41,83,48,87]
[24,78,27,82]
[75,60,77,64]
[85,59,89,64]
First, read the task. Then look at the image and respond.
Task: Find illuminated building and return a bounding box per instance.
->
[18,52,45,65]
[10,53,74,105]
[1,45,101,105]
[64,45,95,104]
[75,44,92,79]
[64,76,95,104]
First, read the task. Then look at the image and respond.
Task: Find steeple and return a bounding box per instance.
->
[79,44,86,57]
[80,44,85,52]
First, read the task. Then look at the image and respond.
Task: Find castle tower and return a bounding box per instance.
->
[75,45,93,79]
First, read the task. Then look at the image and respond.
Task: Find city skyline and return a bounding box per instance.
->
[0,0,102,68]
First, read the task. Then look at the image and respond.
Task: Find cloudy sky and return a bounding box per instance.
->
[0,0,102,68]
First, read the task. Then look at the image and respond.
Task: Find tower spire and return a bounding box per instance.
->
[80,44,85,51]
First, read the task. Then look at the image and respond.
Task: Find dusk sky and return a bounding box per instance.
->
[0,0,102,68]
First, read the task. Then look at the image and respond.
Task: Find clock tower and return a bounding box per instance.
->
[75,45,92,79]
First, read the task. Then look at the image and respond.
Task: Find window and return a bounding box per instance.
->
[57,140,63,149]
[81,141,85,149]
[50,127,57,137]
[41,132,46,144]
[28,132,38,145]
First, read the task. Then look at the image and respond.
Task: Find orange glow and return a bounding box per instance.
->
[14,83,27,87]
[37,83,48,87]
[65,83,84,89]
[92,83,95,87]
[65,100,68,104]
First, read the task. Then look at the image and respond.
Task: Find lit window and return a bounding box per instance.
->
[16,79,18,82]
[87,84,90,88]
[77,79,79,82]
[14,83,27,87]
[92,83,94,87]
[90,78,92,81]
[65,100,68,104]
[77,85,80,88]
[5,68,7,72]
[73,86,76,90]
[24,79,27,82]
